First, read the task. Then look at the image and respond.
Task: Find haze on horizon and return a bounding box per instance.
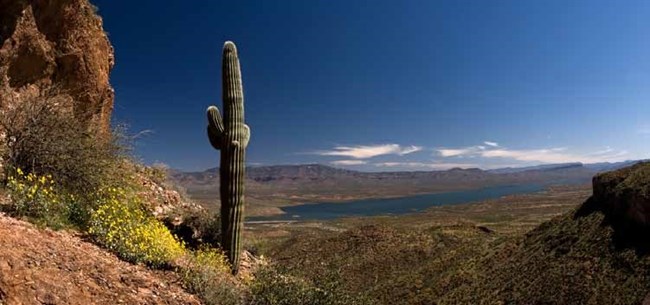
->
[95,0,650,172]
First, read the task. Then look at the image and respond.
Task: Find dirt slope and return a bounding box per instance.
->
[0,213,200,305]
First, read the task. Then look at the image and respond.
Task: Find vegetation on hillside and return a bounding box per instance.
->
[0,89,244,304]
[441,205,650,304]
[263,164,650,305]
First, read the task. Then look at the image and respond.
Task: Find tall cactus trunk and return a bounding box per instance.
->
[206,41,250,274]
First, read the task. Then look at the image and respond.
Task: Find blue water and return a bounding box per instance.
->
[248,184,545,221]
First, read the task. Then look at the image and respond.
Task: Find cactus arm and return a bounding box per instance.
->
[207,106,225,150]
[207,106,225,136]
[241,124,250,148]
[207,125,223,150]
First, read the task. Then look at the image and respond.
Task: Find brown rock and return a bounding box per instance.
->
[0,0,114,132]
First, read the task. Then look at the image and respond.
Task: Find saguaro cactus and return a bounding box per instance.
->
[206,41,250,274]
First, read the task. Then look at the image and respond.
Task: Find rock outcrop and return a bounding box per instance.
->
[0,0,114,131]
[592,161,650,226]
[588,161,650,247]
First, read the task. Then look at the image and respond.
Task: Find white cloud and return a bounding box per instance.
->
[437,147,481,157]
[398,145,423,155]
[330,160,367,166]
[436,143,629,164]
[314,144,422,159]
[484,141,499,147]
[588,147,614,156]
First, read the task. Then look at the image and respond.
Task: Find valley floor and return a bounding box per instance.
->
[245,184,592,247]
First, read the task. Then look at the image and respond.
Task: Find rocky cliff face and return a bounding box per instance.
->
[590,161,650,243]
[0,0,114,131]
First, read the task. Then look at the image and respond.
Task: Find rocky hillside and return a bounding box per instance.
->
[267,162,650,305]
[441,161,650,304]
[0,0,114,131]
[0,213,200,305]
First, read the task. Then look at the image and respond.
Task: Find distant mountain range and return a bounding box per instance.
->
[170,160,644,214]
[486,160,642,174]
[173,159,642,183]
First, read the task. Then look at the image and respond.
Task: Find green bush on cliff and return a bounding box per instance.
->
[179,246,243,305]
[0,89,128,197]
[0,89,135,228]
[249,266,369,305]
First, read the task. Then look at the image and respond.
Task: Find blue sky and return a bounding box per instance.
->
[95,0,650,171]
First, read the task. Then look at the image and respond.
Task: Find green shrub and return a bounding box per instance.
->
[179,247,243,305]
[243,236,270,258]
[88,187,186,267]
[0,88,130,217]
[249,266,369,305]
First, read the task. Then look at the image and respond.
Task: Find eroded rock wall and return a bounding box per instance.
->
[0,0,114,131]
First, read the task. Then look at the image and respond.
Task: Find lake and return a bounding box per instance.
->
[247,183,545,222]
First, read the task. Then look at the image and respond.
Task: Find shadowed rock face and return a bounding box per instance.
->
[590,161,650,249]
[0,0,114,132]
[592,162,650,226]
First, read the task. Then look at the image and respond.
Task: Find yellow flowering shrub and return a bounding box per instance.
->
[5,168,73,227]
[88,187,186,266]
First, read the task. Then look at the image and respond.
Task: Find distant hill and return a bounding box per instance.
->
[169,162,638,215]
[487,162,585,173]
[175,160,644,183]
[583,159,646,172]
[487,160,643,174]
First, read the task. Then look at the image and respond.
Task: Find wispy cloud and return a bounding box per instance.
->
[374,162,478,170]
[436,144,628,164]
[437,147,482,157]
[638,126,650,135]
[484,141,499,147]
[330,160,367,166]
[399,145,423,155]
[313,144,422,159]
[588,147,615,156]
